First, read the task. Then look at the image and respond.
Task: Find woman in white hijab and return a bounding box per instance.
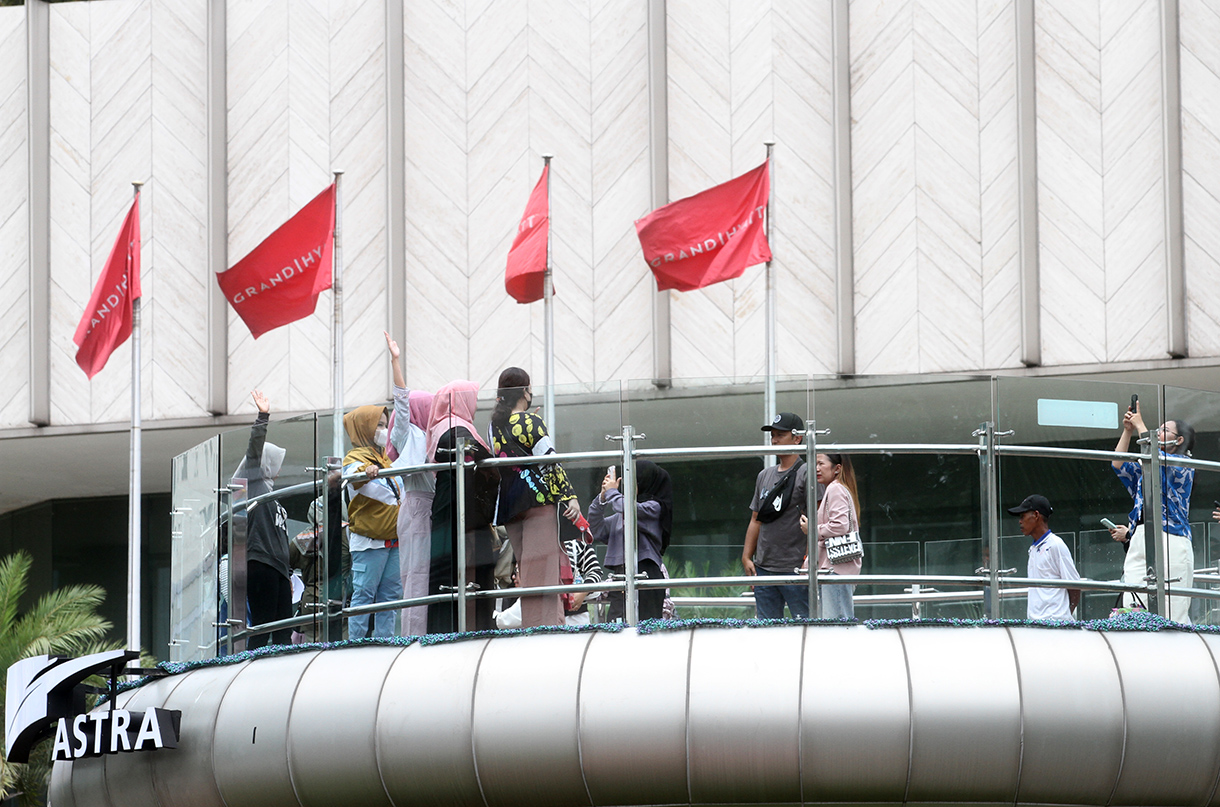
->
[234,390,292,648]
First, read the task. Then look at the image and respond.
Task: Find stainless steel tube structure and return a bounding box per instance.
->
[51,624,1220,807]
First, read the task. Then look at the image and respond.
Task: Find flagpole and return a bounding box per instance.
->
[542,154,555,428]
[763,141,776,458]
[127,181,143,653]
[332,171,344,460]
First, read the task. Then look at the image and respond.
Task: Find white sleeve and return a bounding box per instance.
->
[1055,540,1081,582]
[389,385,412,453]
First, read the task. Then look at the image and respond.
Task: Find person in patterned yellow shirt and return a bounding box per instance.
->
[490,367,582,627]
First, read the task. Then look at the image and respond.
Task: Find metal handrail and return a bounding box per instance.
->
[233,569,1220,641]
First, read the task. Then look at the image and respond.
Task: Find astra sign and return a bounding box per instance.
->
[5,650,180,764]
[51,707,178,761]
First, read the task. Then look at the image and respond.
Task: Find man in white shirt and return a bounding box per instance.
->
[1008,494,1081,620]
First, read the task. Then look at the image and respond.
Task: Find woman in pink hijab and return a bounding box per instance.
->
[426,379,500,632]
[383,333,435,636]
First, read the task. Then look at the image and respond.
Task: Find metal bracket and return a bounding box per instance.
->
[606,433,646,442]
[976,567,1017,576]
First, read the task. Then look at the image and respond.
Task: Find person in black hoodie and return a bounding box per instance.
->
[234,390,292,648]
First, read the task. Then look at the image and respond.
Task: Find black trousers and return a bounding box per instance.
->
[247,560,292,648]
[607,559,665,622]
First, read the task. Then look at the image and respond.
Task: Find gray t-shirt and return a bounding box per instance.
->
[749,461,818,573]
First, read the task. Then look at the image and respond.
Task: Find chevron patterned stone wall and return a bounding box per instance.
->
[1035,0,1166,365]
[665,0,836,381]
[850,0,1021,374]
[8,0,1220,432]
[44,0,210,426]
[0,7,27,429]
[402,0,652,394]
[227,0,334,414]
[1180,0,1220,357]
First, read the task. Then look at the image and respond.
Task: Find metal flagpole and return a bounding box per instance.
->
[542,154,555,429]
[332,171,345,461]
[763,141,776,465]
[127,181,143,653]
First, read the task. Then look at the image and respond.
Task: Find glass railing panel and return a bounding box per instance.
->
[812,374,992,445]
[621,376,811,620]
[1078,527,1124,620]
[1165,385,1220,625]
[858,540,921,620]
[996,376,1163,622]
[1201,521,1220,626]
[309,411,346,643]
[356,380,625,634]
[218,411,320,651]
[169,435,220,663]
[813,375,989,619]
[621,374,810,449]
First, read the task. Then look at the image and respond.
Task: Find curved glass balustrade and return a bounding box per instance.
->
[167,375,1220,662]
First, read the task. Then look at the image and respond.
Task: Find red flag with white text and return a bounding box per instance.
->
[73,194,141,379]
[635,161,771,292]
[217,185,335,339]
[505,165,550,304]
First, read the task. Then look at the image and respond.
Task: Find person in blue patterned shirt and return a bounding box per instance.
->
[1107,401,1195,623]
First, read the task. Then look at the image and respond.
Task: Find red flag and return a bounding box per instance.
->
[505,165,550,303]
[217,185,335,339]
[635,161,772,292]
[73,194,141,378]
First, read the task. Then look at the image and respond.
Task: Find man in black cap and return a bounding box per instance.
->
[743,412,816,619]
[1007,494,1081,620]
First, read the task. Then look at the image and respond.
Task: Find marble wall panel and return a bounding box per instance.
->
[0,6,28,428]
[1035,0,1166,365]
[47,0,151,425]
[1181,0,1220,357]
[403,0,651,394]
[17,0,1220,432]
[851,0,1020,374]
[667,0,835,383]
[227,0,334,415]
[43,0,209,426]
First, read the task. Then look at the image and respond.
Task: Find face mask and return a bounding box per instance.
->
[374,427,388,449]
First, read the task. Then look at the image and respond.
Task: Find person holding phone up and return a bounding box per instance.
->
[1108,399,1196,623]
[588,461,673,622]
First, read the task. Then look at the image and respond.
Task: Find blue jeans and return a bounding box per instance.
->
[349,546,402,639]
[754,567,810,619]
[822,577,855,620]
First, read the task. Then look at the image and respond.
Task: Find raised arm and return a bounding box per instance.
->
[1113,401,1144,469]
[245,390,271,480]
[384,331,406,389]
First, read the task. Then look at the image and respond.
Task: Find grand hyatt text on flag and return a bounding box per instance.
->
[635,161,771,292]
[505,165,550,303]
[217,185,335,339]
[74,193,141,379]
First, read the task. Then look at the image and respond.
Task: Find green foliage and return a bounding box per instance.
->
[0,552,114,806]
[668,559,755,619]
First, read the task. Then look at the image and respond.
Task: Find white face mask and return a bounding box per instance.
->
[374,427,388,449]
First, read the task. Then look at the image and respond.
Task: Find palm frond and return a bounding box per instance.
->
[0,552,115,805]
[0,552,32,640]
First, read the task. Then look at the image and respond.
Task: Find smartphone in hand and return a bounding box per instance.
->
[1100,517,1118,530]
[608,465,616,481]
[1129,394,1138,413]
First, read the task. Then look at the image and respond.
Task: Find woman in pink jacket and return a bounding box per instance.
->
[800,453,862,619]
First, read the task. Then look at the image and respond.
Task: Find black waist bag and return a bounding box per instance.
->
[756,460,803,524]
